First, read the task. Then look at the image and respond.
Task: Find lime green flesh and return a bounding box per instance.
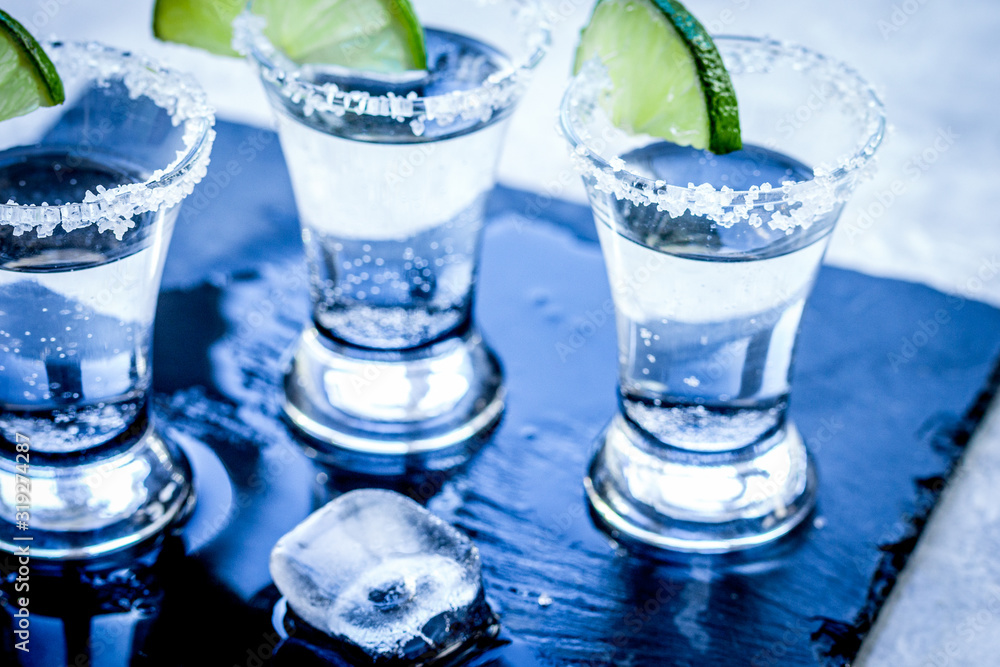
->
[153,0,244,57]
[0,9,65,123]
[573,0,741,154]
[254,0,426,70]
[153,0,427,72]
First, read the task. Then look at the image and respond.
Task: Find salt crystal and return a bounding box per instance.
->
[0,41,215,239]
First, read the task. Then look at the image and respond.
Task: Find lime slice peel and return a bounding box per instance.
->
[573,0,741,155]
[0,8,65,122]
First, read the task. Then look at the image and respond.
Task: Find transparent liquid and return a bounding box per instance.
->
[271,30,512,349]
[0,148,171,453]
[595,143,837,452]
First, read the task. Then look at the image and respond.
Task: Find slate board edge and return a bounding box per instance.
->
[809,354,1000,665]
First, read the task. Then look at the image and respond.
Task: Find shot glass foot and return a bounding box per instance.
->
[585,414,817,554]
[0,426,195,561]
[282,326,505,475]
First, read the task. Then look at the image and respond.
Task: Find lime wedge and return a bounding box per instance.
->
[0,9,65,122]
[153,0,428,72]
[153,0,244,57]
[573,0,741,155]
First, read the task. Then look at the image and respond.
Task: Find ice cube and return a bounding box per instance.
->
[270,489,496,662]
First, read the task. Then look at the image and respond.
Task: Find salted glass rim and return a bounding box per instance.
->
[233,0,551,135]
[560,35,887,230]
[0,41,216,239]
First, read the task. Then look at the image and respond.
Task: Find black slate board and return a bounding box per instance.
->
[3,120,1000,667]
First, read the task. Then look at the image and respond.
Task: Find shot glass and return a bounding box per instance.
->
[562,37,885,552]
[235,1,548,470]
[0,42,215,560]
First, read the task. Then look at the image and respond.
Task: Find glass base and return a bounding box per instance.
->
[0,425,195,561]
[585,414,817,554]
[282,326,505,473]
